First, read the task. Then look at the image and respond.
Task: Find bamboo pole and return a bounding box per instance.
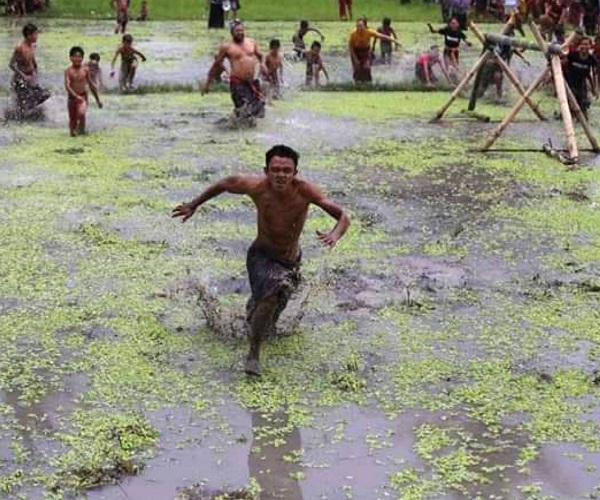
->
[431,51,491,121]
[529,21,548,54]
[469,22,546,120]
[493,56,547,120]
[564,82,600,152]
[550,55,578,161]
[480,68,550,151]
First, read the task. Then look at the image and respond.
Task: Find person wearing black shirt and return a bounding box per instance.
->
[566,37,598,119]
[428,17,471,68]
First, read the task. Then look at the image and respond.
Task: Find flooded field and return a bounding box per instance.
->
[1,18,600,500]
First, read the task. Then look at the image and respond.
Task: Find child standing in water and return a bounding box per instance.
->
[64,46,103,136]
[84,52,103,91]
[305,41,329,86]
[110,34,147,91]
[264,38,283,101]
[137,0,149,21]
[374,17,397,65]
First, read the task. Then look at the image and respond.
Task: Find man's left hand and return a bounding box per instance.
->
[316,230,340,248]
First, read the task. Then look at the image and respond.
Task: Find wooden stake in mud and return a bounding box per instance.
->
[480,68,550,151]
[431,51,491,122]
[564,83,600,152]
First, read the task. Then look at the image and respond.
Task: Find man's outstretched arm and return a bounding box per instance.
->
[306,184,350,247]
[172,175,258,222]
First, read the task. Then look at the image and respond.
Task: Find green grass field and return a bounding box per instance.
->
[47,0,442,22]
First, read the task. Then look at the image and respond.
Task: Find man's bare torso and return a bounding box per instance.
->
[12,42,36,76]
[67,66,89,96]
[225,38,259,81]
[249,178,311,261]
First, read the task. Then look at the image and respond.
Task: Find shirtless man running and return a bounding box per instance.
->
[172,145,350,376]
[202,20,267,120]
[8,23,51,119]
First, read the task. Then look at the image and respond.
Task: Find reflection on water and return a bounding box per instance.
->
[249,411,303,500]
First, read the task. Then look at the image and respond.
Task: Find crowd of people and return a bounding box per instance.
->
[6,3,600,137]
[4,0,47,16]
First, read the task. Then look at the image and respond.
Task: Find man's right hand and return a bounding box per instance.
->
[172,203,196,222]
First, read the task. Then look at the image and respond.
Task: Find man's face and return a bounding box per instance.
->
[232,25,245,43]
[356,20,365,31]
[71,53,83,67]
[265,156,297,191]
[579,39,591,56]
[449,19,459,30]
[26,31,38,44]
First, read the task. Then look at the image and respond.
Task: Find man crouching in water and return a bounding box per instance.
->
[202,19,267,121]
[172,145,350,376]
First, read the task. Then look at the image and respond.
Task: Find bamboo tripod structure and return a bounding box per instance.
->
[432,15,541,121]
[432,19,600,164]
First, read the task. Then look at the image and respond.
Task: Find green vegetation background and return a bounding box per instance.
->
[48,0,440,22]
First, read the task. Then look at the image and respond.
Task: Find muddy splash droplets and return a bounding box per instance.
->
[196,279,311,340]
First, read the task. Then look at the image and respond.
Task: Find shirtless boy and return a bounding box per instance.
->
[64,46,103,137]
[8,23,51,118]
[114,0,129,34]
[110,34,147,91]
[172,145,350,376]
[202,20,267,120]
[85,52,103,90]
[305,41,329,86]
[265,38,283,101]
[292,20,325,59]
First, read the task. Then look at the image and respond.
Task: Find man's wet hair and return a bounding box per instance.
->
[311,40,321,50]
[383,17,391,26]
[23,23,38,38]
[300,20,309,29]
[123,34,133,43]
[266,145,299,168]
[90,52,101,61]
[230,18,244,33]
[270,38,281,49]
[69,46,84,57]
[430,44,440,51]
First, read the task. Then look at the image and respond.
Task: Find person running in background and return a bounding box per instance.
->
[292,20,325,60]
[305,41,329,86]
[137,0,149,21]
[202,20,267,121]
[372,17,397,65]
[428,17,471,70]
[415,45,449,88]
[265,38,284,101]
[349,17,400,83]
[113,0,129,34]
[110,34,147,91]
[64,46,103,137]
[339,0,352,21]
[84,52,103,90]
[8,23,51,119]
[565,37,597,119]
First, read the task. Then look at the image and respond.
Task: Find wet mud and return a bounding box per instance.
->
[1,18,600,500]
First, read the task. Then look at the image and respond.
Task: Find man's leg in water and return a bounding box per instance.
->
[245,294,278,376]
[128,60,138,88]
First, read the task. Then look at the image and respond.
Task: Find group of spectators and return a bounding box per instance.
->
[441,0,600,38]
[4,0,47,16]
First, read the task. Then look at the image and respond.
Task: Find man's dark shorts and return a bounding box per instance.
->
[246,242,302,323]
[230,78,265,118]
